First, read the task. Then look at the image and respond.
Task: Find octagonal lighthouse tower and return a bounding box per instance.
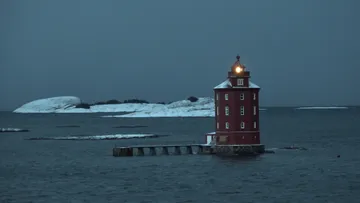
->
[206,55,265,155]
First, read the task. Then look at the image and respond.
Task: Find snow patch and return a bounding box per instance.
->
[103,97,215,118]
[214,79,260,89]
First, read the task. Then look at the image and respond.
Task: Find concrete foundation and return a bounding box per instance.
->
[214,144,265,156]
[112,144,267,157]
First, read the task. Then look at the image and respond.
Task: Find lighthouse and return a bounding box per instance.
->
[112,55,266,157]
[206,55,265,155]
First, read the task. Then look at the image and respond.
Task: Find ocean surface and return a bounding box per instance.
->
[1,108,360,203]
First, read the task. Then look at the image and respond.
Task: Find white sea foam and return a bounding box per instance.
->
[0,128,29,132]
[295,106,348,110]
[28,134,157,140]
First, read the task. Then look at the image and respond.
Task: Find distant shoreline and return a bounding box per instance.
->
[10,96,353,118]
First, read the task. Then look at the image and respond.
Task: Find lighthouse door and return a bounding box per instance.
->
[206,135,212,145]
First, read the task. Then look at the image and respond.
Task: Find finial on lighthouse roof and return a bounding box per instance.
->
[231,54,245,74]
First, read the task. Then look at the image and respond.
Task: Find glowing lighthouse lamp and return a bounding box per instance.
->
[235,66,243,74]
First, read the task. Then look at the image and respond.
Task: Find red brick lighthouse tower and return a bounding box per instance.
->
[206,55,264,155]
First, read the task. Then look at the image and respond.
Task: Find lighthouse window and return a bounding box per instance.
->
[253,93,256,100]
[217,122,219,129]
[219,136,227,142]
[225,122,229,129]
[216,93,219,100]
[254,121,257,129]
[216,106,219,116]
[240,93,244,100]
[225,106,229,116]
[253,106,257,115]
[240,106,245,115]
[237,78,244,86]
[225,94,228,100]
[241,122,245,129]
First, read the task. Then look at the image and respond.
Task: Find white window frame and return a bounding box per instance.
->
[253,93,256,100]
[253,106,257,115]
[240,106,244,115]
[254,121,257,129]
[240,93,244,100]
[240,122,245,129]
[225,122,229,129]
[216,93,219,100]
[225,106,229,116]
[216,106,219,116]
[225,94,228,100]
[217,122,219,129]
[237,78,244,86]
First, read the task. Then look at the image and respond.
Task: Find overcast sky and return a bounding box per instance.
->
[1,0,359,110]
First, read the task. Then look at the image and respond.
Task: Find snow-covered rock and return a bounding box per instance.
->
[13,96,165,114]
[14,96,81,113]
[105,97,215,118]
[13,96,267,117]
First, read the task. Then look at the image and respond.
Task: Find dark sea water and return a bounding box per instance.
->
[1,108,360,203]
